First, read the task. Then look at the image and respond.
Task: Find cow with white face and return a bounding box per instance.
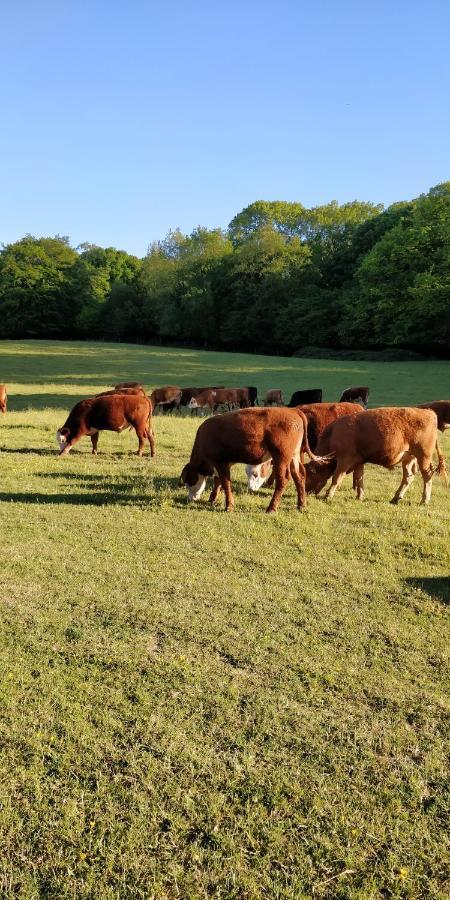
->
[245,459,273,492]
[179,407,330,513]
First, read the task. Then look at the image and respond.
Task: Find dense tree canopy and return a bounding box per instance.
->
[0,184,448,354]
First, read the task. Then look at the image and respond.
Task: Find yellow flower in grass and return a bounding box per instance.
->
[398,867,408,880]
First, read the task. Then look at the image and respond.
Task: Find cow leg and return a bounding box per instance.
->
[147,427,156,457]
[325,467,347,501]
[91,432,99,455]
[266,459,289,513]
[216,465,234,511]
[209,476,222,504]
[353,464,364,500]
[135,427,147,456]
[290,458,307,510]
[418,456,434,505]
[390,456,417,504]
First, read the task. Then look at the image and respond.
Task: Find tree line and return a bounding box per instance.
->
[1,182,448,356]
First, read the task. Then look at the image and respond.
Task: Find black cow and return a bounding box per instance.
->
[288,389,322,407]
[248,386,258,407]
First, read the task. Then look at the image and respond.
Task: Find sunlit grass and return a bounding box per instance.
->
[0,340,449,898]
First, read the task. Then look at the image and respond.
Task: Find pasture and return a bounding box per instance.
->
[0,340,449,899]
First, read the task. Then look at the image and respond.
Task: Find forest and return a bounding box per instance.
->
[1,182,449,357]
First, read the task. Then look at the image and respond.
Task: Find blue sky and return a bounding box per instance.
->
[1,0,449,256]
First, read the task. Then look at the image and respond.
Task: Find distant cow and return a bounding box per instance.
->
[417,400,450,432]
[0,384,7,414]
[248,386,258,407]
[265,389,284,406]
[189,388,250,413]
[151,386,182,412]
[115,381,145,391]
[339,386,370,407]
[179,407,330,513]
[57,393,155,457]
[305,407,447,505]
[288,389,322,407]
[246,402,361,490]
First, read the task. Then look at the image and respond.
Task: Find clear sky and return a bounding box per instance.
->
[1,0,448,257]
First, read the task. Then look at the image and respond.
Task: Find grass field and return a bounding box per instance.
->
[0,340,449,899]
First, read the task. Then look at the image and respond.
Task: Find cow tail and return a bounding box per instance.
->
[297,410,334,464]
[435,439,448,485]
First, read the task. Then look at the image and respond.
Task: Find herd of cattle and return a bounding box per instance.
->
[1,380,449,512]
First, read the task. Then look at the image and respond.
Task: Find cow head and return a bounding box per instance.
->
[305,460,334,495]
[245,459,273,492]
[56,427,70,454]
[179,463,207,501]
[188,398,199,409]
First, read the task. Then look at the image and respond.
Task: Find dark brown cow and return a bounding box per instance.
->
[265,389,284,406]
[179,407,330,513]
[417,400,450,432]
[305,407,447,505]
[151,386,182,412]
[57,393,155,457]
[0,384,7,414]
[247,402,362,490]
[115,381,145,390]
[339,386,370,406]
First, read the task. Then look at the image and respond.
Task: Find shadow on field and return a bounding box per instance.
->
[405,577,450,604]
[0,446,56,456]
[0,490,150,506]
[7,393,90,411]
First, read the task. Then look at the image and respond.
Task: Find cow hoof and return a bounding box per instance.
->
[390,497,400,505]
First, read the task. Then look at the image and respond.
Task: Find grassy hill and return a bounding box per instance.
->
[0,340,449,898]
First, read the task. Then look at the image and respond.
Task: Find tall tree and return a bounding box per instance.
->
[0,236,80,338]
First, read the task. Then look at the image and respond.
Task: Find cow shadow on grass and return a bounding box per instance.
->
[405,577,449,605]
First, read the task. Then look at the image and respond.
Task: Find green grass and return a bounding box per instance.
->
[0,340,449,899]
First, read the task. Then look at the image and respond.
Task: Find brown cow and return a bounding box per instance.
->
[0,384,7,414]
[265,389,284,406]
[57,393,155,457]
[151,386,182,412]
[179,407,330,513]
[305,407,447,505]
[339,386,370,407]
[247,402,362,490]
[115,381,145,390]
[189,388,249,413]
[417,401,450,432]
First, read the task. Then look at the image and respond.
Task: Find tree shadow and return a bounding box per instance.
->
[405,577,450,604]
[0,446,57,456]
[0,490,151,507]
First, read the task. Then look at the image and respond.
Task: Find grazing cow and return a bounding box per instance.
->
[248,386,258,407]
[115,381,145,391]
[151,386,182,412]
[0,384,7,414]
[417,401,450,432]
[339,386,370,407]
[245,402,361,490]
[189,388,250,413]
[56,393,155,457]
[179,407,330,513]
[305,407,447,505]
[265,389,284,406]
[288,389,323,407]
[158,386,227,415]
